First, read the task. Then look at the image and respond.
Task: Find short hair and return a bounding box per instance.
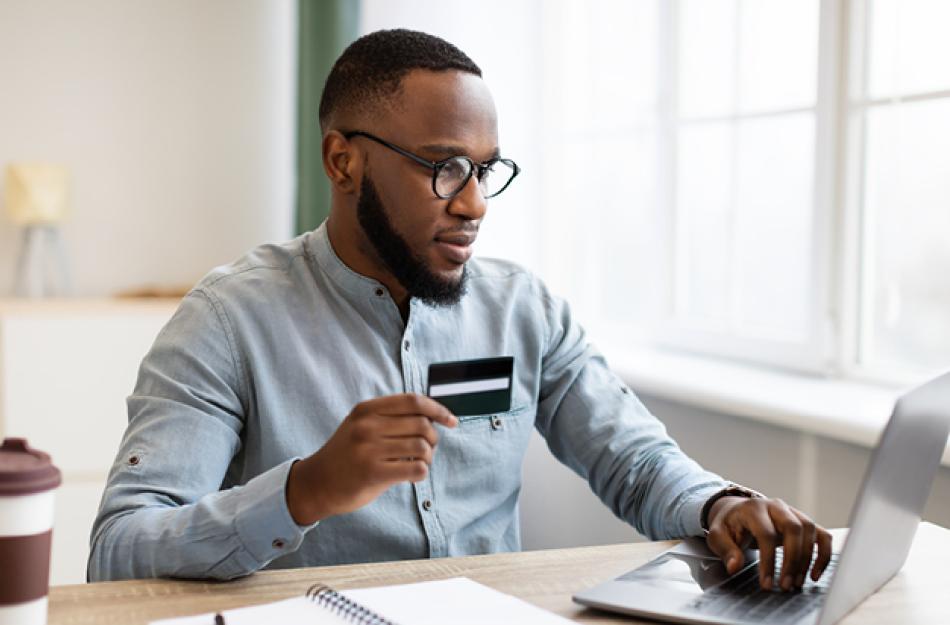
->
[318,28,482,133]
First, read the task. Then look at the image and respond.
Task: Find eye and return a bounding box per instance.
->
[441,157,469,181]
[434,157,475,197]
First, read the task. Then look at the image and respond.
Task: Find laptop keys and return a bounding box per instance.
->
[685,550,839,624]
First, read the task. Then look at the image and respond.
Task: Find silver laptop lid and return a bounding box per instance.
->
[817,370,950,625]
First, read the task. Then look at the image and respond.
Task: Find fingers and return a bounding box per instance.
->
[811,526,834,581]
[303,395,457,520]
[380,437,434,464]
[753,500,827,591]
[793,510,817,587]
[705,496,829,592]
[746,504,779,591]
[705,520,746,575]
[380,415,440,447]
[385,459,430,483]
[340,395,458,490]
[768,500,804,591]
[358,393,458,427]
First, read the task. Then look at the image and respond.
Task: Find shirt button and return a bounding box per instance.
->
[422,499,433,511]
[272,538,285,549]
[404,340,411,351]
[490,416,503,430]
[375,288,384,297]
[620,386,630,394]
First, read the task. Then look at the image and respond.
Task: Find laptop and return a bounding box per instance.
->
[573,370,950,625]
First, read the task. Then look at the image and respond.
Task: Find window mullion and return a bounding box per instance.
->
[727,0,742,337]
[838,0,871,377]
[661,0,681,323]
[809,0,850,376]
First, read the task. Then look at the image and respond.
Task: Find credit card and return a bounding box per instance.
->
[427,356,514,417]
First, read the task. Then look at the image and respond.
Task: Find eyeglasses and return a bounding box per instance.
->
[343,130,520,200]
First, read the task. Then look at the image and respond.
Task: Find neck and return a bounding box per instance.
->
[325,214,411,315]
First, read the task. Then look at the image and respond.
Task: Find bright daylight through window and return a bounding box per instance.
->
[859,0,950,379]
[538,0,949,383]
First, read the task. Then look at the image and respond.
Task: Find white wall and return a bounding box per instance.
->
[0,0,296,296]
[0,299,179,586]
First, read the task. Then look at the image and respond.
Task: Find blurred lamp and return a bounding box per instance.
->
[4,164,72,297]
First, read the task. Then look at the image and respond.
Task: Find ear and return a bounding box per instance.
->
[322,130,359,194]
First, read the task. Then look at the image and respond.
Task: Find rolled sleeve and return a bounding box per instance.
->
[88,292,317,581]
[533,282,728,539]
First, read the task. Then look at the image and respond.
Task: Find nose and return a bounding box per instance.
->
[447,174,488,221]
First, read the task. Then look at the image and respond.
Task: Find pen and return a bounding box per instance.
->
[214,613,225,625]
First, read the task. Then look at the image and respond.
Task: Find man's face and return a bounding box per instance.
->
[353,70,499,306]
[356,175,468,306]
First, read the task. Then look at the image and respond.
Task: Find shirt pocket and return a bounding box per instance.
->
[440,404,536,500]
[457,404,531,432]
[453,404,536,470]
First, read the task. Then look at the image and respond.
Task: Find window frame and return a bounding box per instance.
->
[842,0,950,385]
[539,0,945,387]
[642,0,843,376]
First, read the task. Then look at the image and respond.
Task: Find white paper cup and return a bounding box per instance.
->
[0,439,61,625]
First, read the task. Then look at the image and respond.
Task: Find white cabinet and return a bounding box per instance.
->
[0,298,178,584]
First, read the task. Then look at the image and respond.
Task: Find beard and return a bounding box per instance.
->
[356,175,468,307]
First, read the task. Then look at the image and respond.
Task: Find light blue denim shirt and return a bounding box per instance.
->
[88,223,727,581]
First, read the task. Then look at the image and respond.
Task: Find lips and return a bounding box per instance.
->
[434,231,477,265]
[435,232,477,246]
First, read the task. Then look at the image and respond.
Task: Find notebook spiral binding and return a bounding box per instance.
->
[305,583,398,625]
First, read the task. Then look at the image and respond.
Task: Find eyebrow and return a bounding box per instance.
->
[419,143,502,162]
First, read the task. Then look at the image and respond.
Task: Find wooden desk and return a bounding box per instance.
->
[49,522,950,624]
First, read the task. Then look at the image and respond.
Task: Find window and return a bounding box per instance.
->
[668,0,821,358]
[538,0,828,372]
[359,0,950,383]
[537,0,950,383]
[854,0,950,379]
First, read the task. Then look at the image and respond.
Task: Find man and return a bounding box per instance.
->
[89,29,831,591]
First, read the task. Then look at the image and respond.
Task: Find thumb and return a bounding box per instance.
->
[705,525,745,575]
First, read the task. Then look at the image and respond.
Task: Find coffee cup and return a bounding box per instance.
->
[0,438,61,625]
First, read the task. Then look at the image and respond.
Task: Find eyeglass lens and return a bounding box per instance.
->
[435,157,516,199]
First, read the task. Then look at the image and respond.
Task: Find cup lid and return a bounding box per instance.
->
[0,438,62,495]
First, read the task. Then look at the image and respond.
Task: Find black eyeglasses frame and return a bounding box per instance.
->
[342,130,520,200]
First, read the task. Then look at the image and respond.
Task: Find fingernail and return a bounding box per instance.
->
[727,556,737,571]
[763,575,772,589]
[783,575,793,590]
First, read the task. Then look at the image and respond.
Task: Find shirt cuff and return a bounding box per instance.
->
[233,457,319,566]
[680,483,732,538]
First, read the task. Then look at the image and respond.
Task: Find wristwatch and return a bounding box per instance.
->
[701,483,765,532]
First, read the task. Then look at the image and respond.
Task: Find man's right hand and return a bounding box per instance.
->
[285,393,458,525]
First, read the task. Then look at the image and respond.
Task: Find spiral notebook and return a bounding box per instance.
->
[150,577,573,625]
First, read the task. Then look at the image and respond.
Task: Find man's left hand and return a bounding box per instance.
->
[705,496,833,591]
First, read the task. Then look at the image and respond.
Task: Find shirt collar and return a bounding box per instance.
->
[306,221,390,300]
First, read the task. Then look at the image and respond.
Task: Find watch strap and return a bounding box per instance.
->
[701,483,765,531]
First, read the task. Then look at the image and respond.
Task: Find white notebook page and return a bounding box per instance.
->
[151,597,348,625]
[151,576,572,625]
[343,577,573,625]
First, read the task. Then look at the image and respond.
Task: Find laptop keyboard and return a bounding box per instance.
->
[685,550,839,624]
